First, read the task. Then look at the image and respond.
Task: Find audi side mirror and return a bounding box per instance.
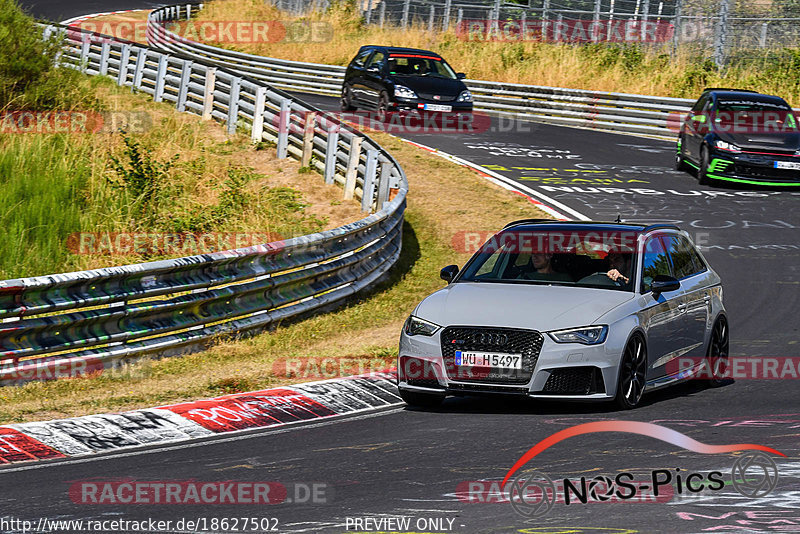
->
[652,274,680,297]
[440,265,459,283]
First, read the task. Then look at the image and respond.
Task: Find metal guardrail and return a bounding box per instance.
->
[146,3,693,139]
[0,22,407,385]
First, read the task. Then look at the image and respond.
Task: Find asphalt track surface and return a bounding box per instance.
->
[5,2,800,533]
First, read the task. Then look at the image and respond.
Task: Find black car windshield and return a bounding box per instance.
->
[714,100,798,132]
[387,54,458,79]
[457,228,639,291]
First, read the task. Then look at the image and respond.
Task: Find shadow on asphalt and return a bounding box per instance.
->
[402,379,736,415]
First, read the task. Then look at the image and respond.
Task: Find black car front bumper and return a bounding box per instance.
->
[704,149,800,186]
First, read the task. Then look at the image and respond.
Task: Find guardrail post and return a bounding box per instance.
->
[641,0,650,42]
[714,0,729,68]
[187,3,192,18]
[226,77,242,134]
[456,8,463,29]
[153,55,168,102]
[671,0,681,51]
[251,86,267,143]
[592,0,601,41]
[760,22,768,48]
[277,99,291,159]
[377,161,392,209]
[324,127,339,184]
[301,112,317,167]
[542,0,550,41]
[177,60,193,112]
[80,39,91,73]
[361,150,379,212]
[202,67,217,120]
[365,0,373,24]
[402,0,410,29]
[428,5,435,32]
[443,0,451,30]
[99,41,110,75]
[117,44,131,86]
[606,0,615,41]
[380,2,386,28]
[343,136,363,200]
[132,49,147,90]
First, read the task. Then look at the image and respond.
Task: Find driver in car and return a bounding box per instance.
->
[606,251,633,286]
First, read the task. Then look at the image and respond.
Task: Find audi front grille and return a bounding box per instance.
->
[440,326,543,384]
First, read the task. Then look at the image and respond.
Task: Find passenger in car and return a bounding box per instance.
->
[525,252,573,282]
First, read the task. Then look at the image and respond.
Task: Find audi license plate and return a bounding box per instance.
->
[420,104,452,112]
[455,350,522,369]
[774,161,800,170]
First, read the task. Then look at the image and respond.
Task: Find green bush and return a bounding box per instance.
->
[0,0,99,111]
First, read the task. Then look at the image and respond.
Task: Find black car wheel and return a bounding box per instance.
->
[341,85,356,111]
[615,334,647,410]
[399,388,444,408]
[376,91,390,122]
[675,137,689,172]
[698,144,712,185]
[702,316,730,387]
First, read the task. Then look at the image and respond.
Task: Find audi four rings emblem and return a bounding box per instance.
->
[466,332,508,346]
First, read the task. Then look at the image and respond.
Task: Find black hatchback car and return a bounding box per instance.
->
[676,88,800,187]
[340,46,473,118]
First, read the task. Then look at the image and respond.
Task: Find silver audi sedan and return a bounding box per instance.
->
[397,220,728,409]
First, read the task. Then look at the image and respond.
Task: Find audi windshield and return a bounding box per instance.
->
[456,228,639,291]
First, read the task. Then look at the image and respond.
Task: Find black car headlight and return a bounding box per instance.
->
[394,85,418,99]
[457,90,472,103]
[404,315,441,336]
[548,326,608,345]
[715,139,741,153]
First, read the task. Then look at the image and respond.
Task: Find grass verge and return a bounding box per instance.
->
[0,128,547,423]
[0,76,363,279]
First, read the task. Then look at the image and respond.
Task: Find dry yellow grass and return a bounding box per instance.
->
[88,4,800,105]
[186,0,800,105]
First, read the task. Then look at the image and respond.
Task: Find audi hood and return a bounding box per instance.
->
[413,282,635,332]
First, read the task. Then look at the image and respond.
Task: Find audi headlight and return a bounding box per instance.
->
[715,139,741,153]
[403,315,441,336]
[394,85,418,99]
[457,90,472,103]
[548,325,608,345]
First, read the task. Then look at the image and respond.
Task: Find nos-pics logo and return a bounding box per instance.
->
[504,421,782,518]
